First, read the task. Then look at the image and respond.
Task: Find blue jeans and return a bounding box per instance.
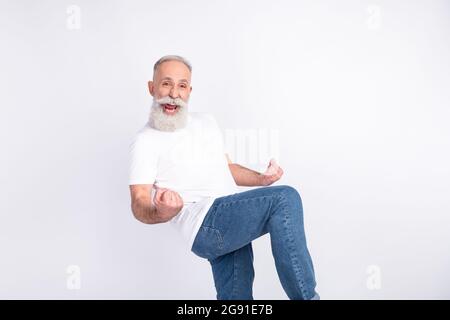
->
[191,185,318,300]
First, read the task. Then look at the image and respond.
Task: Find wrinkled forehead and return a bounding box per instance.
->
[154,60,192,82]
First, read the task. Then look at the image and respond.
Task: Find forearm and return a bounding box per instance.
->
[131,197,167,224]
[228,163,263,187]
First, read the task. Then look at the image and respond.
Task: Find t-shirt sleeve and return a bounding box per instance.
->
[128,134,158,185]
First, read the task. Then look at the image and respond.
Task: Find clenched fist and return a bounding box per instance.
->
[153,186,184,222]
[260,158,284,186]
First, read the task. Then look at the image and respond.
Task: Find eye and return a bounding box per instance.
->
[179,84,187,89]
[162,82,170,87]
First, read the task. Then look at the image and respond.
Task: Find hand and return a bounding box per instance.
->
[153,186,184,222]
[260,158,284,186]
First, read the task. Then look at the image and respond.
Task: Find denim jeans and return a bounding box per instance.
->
[191,185,318,300]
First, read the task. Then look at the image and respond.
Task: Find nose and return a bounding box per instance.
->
[169,86,179,99]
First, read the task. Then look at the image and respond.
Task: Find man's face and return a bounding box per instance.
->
[148,60,192,116]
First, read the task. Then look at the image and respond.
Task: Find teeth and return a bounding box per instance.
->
[164,104,177,113]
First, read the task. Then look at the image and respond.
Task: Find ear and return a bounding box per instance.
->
[148,81,155,96]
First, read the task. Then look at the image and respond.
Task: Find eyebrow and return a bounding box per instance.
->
[160,77,189,83]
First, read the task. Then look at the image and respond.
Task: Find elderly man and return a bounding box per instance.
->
[128,55,319,300]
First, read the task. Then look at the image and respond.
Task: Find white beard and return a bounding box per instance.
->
[148,96,189,132]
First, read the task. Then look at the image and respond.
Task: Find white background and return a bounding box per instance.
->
[0,0,449,299]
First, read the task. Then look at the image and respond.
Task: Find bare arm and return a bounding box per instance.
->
[225,154,284,187]
[129,184,183,224]
[227,162,265,187]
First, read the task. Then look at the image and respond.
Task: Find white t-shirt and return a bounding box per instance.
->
[128,112,239,249]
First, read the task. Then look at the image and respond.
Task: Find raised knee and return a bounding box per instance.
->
[279,185,300,196]
[278,185,302,204]
[277,186,304,222]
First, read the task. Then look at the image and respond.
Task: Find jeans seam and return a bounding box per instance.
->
[200,226,224,252]
[231,250,238,298]
[279,193,308,299]
[213,195,274,212]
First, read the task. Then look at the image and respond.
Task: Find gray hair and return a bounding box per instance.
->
[153,55,192,73]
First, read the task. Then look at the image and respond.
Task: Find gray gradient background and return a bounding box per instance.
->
[0,0,449,299]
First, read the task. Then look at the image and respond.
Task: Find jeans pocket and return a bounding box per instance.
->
[191,226,223,260]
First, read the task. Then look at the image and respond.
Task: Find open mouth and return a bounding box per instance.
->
[162,104,179,115]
